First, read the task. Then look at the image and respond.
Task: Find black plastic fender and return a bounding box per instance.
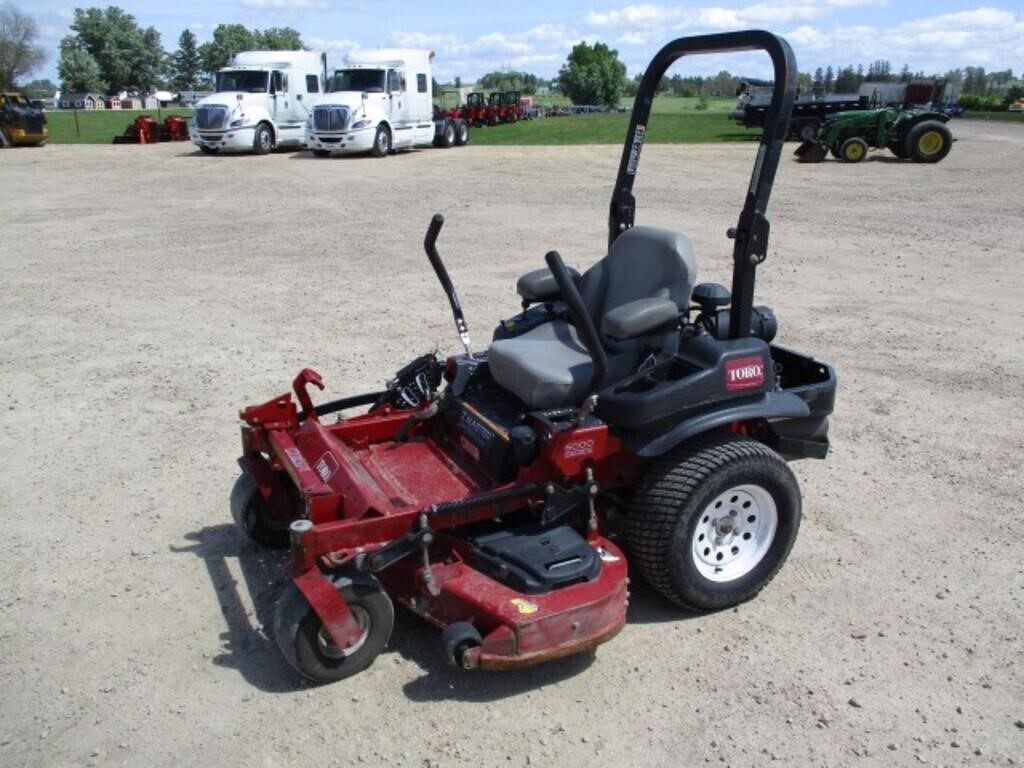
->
[623,390,810,457]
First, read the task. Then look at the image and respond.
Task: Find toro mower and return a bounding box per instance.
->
[794,106,953,163]
[232,30,836,684]
[112,115,191,144]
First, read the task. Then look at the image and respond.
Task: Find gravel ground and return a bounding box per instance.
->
[2,120,1023,767]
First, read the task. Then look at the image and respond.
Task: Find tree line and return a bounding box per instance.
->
[2,2,1021,109]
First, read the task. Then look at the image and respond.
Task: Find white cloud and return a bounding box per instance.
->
[239,0,327,8]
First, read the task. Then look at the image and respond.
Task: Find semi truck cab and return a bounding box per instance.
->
[190,50,326,154]
[305,48,462,157]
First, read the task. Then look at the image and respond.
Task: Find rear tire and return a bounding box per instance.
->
[625,435,801,611]
[437,120,455,148]
[230,474,290,549]
[906,120,952,163]
[274,573,394,684]
[253,122,273,155]
[454,119,469,146]
[888,140,908,159]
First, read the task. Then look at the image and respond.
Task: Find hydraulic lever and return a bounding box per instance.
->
[424,214,473,358]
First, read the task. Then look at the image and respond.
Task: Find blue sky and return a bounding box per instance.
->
[28,1,1024,83]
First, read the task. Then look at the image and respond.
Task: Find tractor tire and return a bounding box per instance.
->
[253,122,274,155]
[230,473,290,549]
[274,572,394,684]
[829,144,842,160]
[905,120,952,163]
[198,145,218,155]
[454,119,470,146]
[888,140,908,159]
[371,124,391,157]
[625,435,801,612]
[312,149,331,158]
[839,137,868,163]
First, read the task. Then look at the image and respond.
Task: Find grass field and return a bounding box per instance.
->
[43,97,740,145]
[961,110,1024,122]
[45,108,192,143]
[471,112,755,145]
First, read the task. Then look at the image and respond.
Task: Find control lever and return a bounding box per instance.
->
[424,214,473,358]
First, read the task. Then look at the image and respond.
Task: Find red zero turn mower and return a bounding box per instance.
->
[232,31,837,684]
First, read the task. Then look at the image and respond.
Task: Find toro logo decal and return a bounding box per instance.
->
[724,356,765,392]
[564,439,596,459]
[315,452,340,483]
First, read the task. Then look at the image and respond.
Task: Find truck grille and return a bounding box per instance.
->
[313,106,349,132]
[195,106,227,130]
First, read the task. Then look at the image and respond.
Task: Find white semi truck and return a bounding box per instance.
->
[190,50,326,154]
[304,48,469,158]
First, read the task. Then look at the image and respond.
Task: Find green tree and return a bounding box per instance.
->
[0,2,47,90]
[170,29,202,89]
[57,39,105,92]
[557,41,626,108]
[61,7,164,93]
[257,26,303,50]
[824,65,834,94]
[198,24,304,76]
[22,77,56,97]
[199,24,256,74]
[478,70,539,95]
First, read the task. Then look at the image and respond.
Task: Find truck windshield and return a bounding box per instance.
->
[215,70,269,94]
[331,69,385,93]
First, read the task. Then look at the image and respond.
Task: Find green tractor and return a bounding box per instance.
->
[795,107,953,164]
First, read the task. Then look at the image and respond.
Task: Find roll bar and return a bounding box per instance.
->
[608,30,797,340]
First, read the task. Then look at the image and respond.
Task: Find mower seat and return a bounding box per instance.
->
[489,226,697,409]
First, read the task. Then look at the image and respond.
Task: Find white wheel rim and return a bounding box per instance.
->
[260,130,271,150]
[691,484,778,582]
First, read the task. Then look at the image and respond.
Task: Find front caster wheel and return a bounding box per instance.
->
[229,474,289,549]
[441,622,482,669]
[274,572,394,684]
[626,436,801,612]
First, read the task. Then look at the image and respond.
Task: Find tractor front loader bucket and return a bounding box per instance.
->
[794,140,826,163]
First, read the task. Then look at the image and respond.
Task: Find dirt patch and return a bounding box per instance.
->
[2,120,1022,766]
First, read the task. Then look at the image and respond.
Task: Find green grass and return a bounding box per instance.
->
[960,110,1024,122]
[471,111,756,146]
[46,108,192,143]
[529,94,734,114]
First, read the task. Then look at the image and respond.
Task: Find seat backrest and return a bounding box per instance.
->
[577,226,697,357]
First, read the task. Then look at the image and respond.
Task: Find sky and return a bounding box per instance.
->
[26,1,1024,84]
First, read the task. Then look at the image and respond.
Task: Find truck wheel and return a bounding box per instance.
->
[312,149,331,158]
[455,119,469,146]
[253,122,273,155]
[839,137,868,163]
[371,125,391,157]
[625,435,801,612]
[274,573,394,684]
[906,120,952,163]
[230,474,290,549]
[438,120,456,148]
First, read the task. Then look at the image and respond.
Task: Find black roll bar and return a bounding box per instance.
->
[608,30,797,340]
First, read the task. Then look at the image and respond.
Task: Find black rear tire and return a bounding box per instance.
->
[625,435,801,611]
[274,572,394,684]
[230,474,290,549]
[905,120,952,163]
[455,119,469,146]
